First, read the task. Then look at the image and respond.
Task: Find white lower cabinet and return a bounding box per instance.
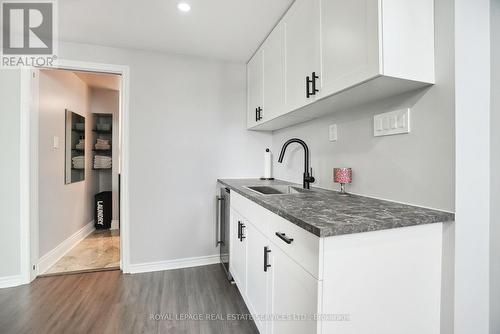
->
[230,191,443,334]
[245,222,270,333]
[230,209,247,292]
[231,205,321,334]
[268,245,320,334]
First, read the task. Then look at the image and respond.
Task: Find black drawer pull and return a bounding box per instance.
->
[275,232,294,244]
[306,75,312,98]
[311,71,319,96]
[306,72,319,98]
[240,224,246,241]
[237,221,242,240]
[264,246,271,272]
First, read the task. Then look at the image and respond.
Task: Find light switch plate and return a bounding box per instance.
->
[53,136,59,149]
[329,124,338,141]
[374,108,410,137]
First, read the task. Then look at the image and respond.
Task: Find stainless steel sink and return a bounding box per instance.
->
[244,185,311,195]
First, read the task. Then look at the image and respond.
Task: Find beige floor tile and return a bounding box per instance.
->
[45,229,120,274]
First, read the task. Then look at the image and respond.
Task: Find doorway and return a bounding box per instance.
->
[21,60,130,281]
[35,68,121,276]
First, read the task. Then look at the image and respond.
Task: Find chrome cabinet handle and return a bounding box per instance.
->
[275,232,294,244]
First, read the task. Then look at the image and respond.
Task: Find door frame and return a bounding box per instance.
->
[19,59,131,283]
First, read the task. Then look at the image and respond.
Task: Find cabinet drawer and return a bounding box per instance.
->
[231,191,270,236]
[268,212,322,280]
[231,191,322,279]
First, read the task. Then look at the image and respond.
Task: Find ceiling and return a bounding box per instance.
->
[74,71,121,91]
[58,0,293,62]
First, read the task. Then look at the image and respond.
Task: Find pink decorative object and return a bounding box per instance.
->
[333,168,352,195]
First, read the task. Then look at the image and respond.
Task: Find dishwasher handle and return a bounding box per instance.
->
[215,196,224,247]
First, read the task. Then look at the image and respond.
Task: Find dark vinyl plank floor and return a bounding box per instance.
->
[0,264,258,334]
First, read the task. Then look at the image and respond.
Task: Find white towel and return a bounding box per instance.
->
[94,155,112,169]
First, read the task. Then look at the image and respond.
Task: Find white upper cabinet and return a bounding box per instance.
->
[379,0,435,83]
[246,0,435,131]
[262,22,286,121]
[319,0,380,97]
[284,0,321,112]
[247,49,263,128]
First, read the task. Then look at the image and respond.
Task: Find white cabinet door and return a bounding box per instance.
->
[230,210,247,292]
[284,0,321,112]
[262,22,286,121]
[320,0,380,97]
[246,222,271,333]
[269,245,319,334]
[247,49,264,128]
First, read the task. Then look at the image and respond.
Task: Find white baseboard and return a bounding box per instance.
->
[111,220,119,230]
[128,254,220,274]
[37,221,95,274]
[0,275,24,289]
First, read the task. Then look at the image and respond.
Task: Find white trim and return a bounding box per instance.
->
[0,275,24,289]
[37,221,95,275]
[22,59,131,280]
[118,64,130,273]
[28,68,40,282]
[111,220,119,230]
[128,255,220,274]
[19,69,32,285]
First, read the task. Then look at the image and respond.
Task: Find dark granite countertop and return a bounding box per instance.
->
[218,178,454,238]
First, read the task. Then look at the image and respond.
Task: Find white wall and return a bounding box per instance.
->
[455,0,491,333]
[38,69,99,257]
[490,0,500,332]
[58,42,271,264]
[0,70,21,278]
[90,88,120,222]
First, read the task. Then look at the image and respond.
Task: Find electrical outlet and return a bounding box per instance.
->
[329,124,338,141]
[374,109,410,137]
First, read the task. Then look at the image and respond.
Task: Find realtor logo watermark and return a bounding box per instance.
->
[1,1,58,67]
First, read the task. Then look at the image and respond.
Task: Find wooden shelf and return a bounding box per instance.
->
[92,129,112,134]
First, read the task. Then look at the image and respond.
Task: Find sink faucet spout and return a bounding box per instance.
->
[277,138,315,189]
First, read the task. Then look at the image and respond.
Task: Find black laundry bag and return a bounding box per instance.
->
[95,191,112,229]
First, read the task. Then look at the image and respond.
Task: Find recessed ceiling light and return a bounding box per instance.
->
[177,2,191,12]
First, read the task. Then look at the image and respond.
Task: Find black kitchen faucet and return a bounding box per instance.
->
[277,138,315,189]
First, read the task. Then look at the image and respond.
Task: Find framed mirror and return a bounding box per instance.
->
[65,109,85,184]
